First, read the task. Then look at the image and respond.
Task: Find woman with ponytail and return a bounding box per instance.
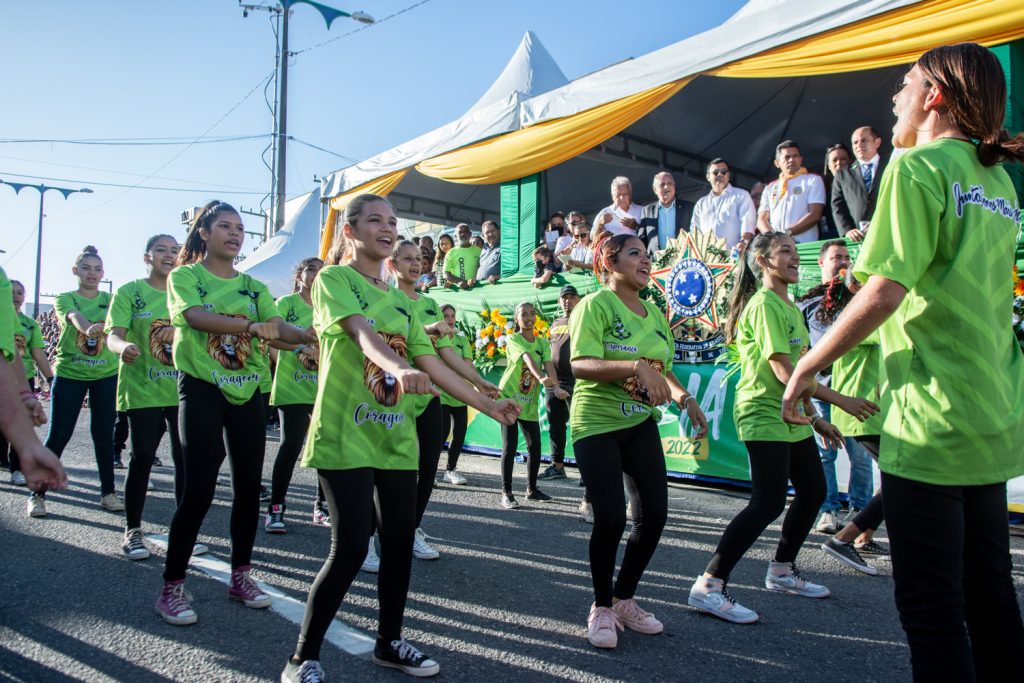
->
[688,231,877,625]
[570,234,707,649]
[105,234,186,560]
[783,43,1024,680]
[282,195,518,682]
[156,200,315,626]
[30,245,121,518]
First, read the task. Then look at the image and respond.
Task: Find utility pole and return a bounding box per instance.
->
[241,1,374,234]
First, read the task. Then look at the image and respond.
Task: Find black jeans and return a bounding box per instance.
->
[706,438,825,580]
[442,404,468,472]
[270,404,324,507]
[163,375,266,581]
[500,419,541,493]
[114,411,130,456]
[44,374,117,496]
[573,419,668,607]
[124,406,183,530]
[415,397,444,528]
[545,393,570,465]
[294,467,418,660]
[883,472,1024,682]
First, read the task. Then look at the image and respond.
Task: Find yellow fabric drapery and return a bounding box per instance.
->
[414,79,691,185]
[714,0,1024,78]
[319,169,409,260]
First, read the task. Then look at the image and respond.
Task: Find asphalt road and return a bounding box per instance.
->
[3,413,1023,682]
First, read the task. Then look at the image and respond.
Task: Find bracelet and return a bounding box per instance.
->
[809,415,821,427]
[246,321,256,335]
[632,359,642,376]
[682,395,696,408]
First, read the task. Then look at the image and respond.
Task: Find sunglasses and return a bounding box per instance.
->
[710,169,730,176]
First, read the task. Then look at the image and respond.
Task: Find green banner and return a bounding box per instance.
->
[456,362,751,484]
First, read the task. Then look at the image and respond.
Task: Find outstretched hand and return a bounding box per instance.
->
[781,367,817,425]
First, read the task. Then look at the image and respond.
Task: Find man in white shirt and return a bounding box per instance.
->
[592,176,644,240]
[690,158,756,249]
[831,126,886,242]
[757,140,825,243]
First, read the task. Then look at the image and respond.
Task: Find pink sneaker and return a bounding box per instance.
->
[587,604,623,649]
[155,580,197,625]
[228,565,272,609]
[612,598,663,634]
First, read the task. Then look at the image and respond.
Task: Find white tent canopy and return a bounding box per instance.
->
[237,188,322,298]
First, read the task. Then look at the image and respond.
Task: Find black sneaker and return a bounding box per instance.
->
[538,465,566,480]
[526,488,552,502]
[854,539,890,557]
[500,492,520,509]
[259,485,271,503]
[821,538,878,575]
[373,638,440,677]
[264,504,286,534]
[152,456,164,467]
[113,455,126,469]
[281,659,325,683]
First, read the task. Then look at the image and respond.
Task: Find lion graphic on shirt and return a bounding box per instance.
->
[208,314,252,371]
[622,357,665,405]
[14,333,26,359]
[364,331,407,407]
[519,359,537,396]
[76,324,106,357]
[149,319,174,366]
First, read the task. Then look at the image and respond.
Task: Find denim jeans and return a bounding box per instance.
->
[811,399,874,512]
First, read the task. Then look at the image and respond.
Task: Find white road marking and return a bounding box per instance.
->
[147,534,375,657]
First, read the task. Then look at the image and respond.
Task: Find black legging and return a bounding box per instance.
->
[500,419,541,493]
[44,374,117,496]
[850,435,883,532]
[124,406,183,530]
[573,418,668,607]
[0,433,20,473]
[545,393,570,465]
[705,438,825,580]
[163,375,266,581]
[415,397,444,528]
[294,467,417,660]
[442,404,468,472]
[270,404,325,507]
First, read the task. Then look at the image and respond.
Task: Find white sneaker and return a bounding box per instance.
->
[11,470,27,486]
[816,511,839,534]
[579,500,594,524]
[101,493,125,512]
[687,576,758,624]
[412,527,440,560]
[361,536,380,573]
[192,542,209,556]
[122,528,151,561]
[765,562,831,598]
[442,470,467,485]
[27,495,46,518]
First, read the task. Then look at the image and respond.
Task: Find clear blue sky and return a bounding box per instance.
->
[1,0,746,306]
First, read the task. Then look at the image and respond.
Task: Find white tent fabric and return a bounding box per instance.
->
[237,188,321,298]
[321,0,920,200]
[322,30,569,199]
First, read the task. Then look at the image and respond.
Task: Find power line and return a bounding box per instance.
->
[290,0,435,56]
[288,136,359,162]
[0,134,271,146]
[0,171,264,195]
[1,227,38,266]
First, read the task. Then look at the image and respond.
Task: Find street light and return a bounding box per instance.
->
[0,179,93,317]
[240,1,375,233]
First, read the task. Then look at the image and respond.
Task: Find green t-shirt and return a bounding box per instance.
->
[855,138,1024,485]
[443,246,481,282]
[440,333,473,407]
[568,287,673,442]
[733,288,814,443]
[499,332,550,422]
[830,330,883,438]
[409,293,453,414]
[301,265,436,471]
[105,279,180,411]
[0,269,15,363]
[257,342,272,394]
[270,293,318,406]
[16,312,45,379]
[53,290,118,380]
[167,263,277,405]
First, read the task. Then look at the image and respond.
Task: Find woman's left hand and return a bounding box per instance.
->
[782,366,818,425]
[682,397,709,438]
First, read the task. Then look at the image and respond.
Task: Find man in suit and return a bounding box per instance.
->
[639,171,692,255]
[831,126,886,242]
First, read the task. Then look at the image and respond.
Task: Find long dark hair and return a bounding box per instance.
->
[292,257,324,292]
[724,231,790,344]
[917,43,1024,166]
[325,194,393,266]
[177,200,238,266]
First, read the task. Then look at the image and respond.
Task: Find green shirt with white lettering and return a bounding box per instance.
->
[855,138,1024,485]
[0,269,14,363]
[167,263,277,405]
[16,312,45,379]
[568,287,673,442]
[301,265,436,471]
[830,330,883,438]
[443,246,481,282]
[440,333,473,408]
[499,332,550,422]
[105,279,180,410]
[409,293,453,414]
[733,287,813,443]
[53,290,118,380]
[270,293,318,406]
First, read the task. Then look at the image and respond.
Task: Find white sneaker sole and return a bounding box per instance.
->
[764,580,832,598]
[124,550,150,561]
[821,543,879,576]
[373,655,440,677]
[413,550,440,560]
[687,595,759,624]
[156,607,197,626]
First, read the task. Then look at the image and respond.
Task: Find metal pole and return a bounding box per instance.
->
[32,187,45,318]
[273,4,289,233]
